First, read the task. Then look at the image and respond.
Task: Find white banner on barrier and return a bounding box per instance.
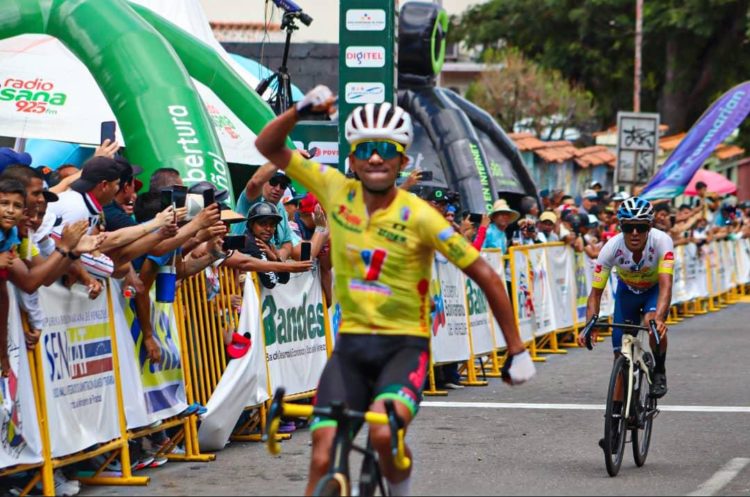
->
[110,281,188,428]
[573,252,589,324]
[527,247,555,336]
[545,246,575,329]
[672,245,688,305]
[199,276,269,451]
[465,275,494,356]
[38,284,119,458]
[261,271,328,396]
[483,251,507,349]
[737,239,750,284]
[512,249,537,342]
[0,289,43,469]
[431,257,471,364]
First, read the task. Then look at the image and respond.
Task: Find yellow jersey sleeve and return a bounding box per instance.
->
[658,252,675,275]
[285,152,348,212]
[591,263,611,290]
[417,205,479,269]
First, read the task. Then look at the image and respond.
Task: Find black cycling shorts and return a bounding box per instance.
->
[310,334,430,432]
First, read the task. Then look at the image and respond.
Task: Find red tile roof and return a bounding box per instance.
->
[533,141,578,164]
[574,146,616,168]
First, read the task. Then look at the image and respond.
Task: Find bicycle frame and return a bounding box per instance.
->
[581,316,659,419]
[263,388,410,494]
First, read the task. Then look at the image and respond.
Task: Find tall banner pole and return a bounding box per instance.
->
[338,0,398,171]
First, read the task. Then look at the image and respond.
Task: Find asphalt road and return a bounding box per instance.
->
[82,301,750,496]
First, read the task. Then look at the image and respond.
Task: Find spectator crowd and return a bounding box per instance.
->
[1,141,749,490]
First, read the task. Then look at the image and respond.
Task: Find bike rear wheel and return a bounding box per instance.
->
[604,355,628,477]
[632,362,656,467]
[314,473,350,497]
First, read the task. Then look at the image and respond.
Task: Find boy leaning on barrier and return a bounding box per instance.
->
[0,178,26,376]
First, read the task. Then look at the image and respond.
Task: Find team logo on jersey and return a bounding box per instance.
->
[664,252,674,260]
[615,249,623,258]
[594,264,603,273]
[400,207,411,222]
[347,188,356,202]
[361,248,388,281]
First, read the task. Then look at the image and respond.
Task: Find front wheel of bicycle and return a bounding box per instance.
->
[314,473,350,497]
[604,355,628,477]
[632,364,655,467]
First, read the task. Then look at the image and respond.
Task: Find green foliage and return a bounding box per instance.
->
[465,49,597,139]
[455,0,750,132]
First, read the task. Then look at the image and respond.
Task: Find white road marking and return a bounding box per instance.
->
[687,458,750,496]
[421,401,750,413]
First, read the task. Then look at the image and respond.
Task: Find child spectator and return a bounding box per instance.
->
[0,179,26,376]
[240,202,291,289]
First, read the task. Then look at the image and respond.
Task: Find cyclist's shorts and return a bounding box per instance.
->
[310,334,429,432]
[612,283,659,352]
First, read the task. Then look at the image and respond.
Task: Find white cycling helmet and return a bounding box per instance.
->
[344,103,414,149]
[617,196,654,222]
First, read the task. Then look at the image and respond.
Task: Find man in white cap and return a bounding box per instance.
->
[579,189,600,216]
[483,199,520,253]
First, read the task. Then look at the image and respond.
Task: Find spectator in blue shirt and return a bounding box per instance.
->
[230,162,300,260]
[483,199,519,254]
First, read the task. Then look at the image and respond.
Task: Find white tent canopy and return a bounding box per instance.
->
[0,0,268,165]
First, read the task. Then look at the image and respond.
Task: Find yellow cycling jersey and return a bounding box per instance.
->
[592,230,675,294]
[286,152,480,338]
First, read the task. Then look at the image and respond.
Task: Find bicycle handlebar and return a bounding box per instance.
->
[262,388,411,470]
[581,315,660,351]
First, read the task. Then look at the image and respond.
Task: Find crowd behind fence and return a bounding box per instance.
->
[1,238,748,495]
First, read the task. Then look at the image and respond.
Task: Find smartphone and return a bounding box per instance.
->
[300,241,312,261]
[419,171,433,182]
[100,121,116,144]
[172,185,188,209]
[202,189,215,208]
[222,235,245,251]
[468,212,483,224]
[160,189,173,210]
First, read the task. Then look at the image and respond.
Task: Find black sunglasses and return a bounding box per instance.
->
[269,177,290,188]
[620,223,650,234]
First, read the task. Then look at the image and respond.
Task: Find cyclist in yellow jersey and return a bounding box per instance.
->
[579,197,673,405]
[256,86,535,496]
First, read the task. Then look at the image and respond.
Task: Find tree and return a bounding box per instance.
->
[454,0,750,134]
[465,49,597,140]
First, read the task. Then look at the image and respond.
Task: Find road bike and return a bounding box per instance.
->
[263,388,410,496]
[581,315,661,477]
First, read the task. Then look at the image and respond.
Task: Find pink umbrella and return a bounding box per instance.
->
[684,169,737,196]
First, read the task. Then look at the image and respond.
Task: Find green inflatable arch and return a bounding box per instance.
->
[0,0,289,205]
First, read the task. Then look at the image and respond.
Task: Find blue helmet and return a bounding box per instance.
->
[617,197,654,222]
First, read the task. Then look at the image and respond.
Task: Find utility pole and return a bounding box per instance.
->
[634,0,643,112]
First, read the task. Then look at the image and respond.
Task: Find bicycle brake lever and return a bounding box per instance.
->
[648,319,661,346]
[583,315,598,351]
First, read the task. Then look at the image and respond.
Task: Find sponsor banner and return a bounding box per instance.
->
[545,245,575,329]
[465,275,494,356]
[718,241,733,292]
[308,141,339,165]
[431,257,471,364]
[511,249,537,342]
[345,82,386,104]
[346,9,387,31]
[118,284,188,424]
[642,82,750,199]
[573,252,589,323]
[527,247,554,336]
[345,46,386,68]
[736,239,750,284]
[0,289,42,469]
[483,250,507,349]
[671,245,689,305]
[685,243,708,299]
[38,284,119,458]
[261,270,329,396]
[199,276,268,451]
